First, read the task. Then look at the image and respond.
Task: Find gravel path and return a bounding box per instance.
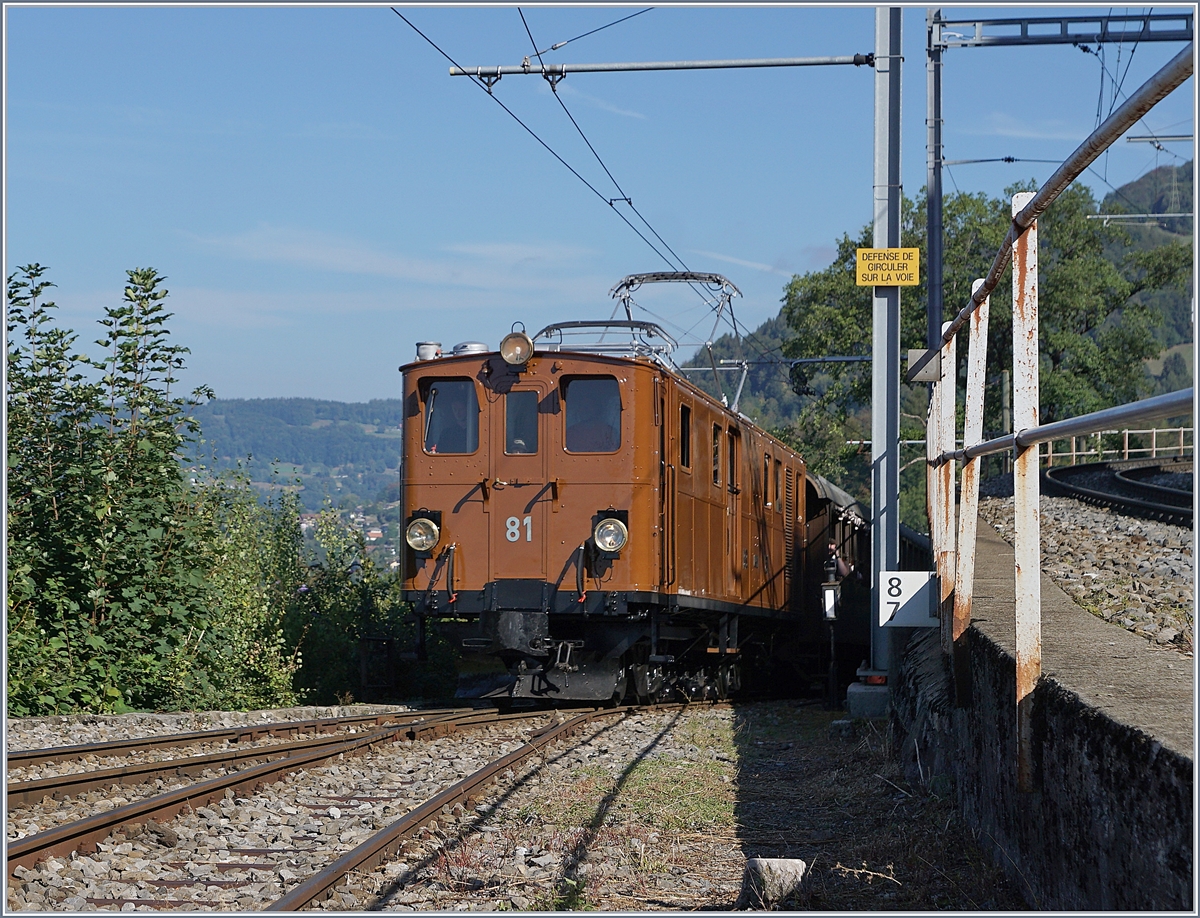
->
[977,494,1193,653]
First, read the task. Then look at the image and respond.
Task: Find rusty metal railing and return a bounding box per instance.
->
[907,41,1194,385]
[920,42,1195,794]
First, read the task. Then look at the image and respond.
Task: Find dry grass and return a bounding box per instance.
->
[372,703,1028,911]
[725,702,1026,910]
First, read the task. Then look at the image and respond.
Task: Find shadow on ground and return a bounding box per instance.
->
[729,700,1028,910]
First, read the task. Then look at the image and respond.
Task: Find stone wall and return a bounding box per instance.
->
[891,625,1193,910]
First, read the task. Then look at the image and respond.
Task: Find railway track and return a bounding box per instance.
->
[8,708,539,872]
[7,703,701,911]
[1043,457,1193,527]
[7,707,471,772]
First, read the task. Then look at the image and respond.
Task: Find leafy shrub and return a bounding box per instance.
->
[6,265,300,714]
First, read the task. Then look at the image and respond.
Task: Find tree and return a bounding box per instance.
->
[1010,184,1189,422]
[6,265,302,714]
[778,184,1189,522]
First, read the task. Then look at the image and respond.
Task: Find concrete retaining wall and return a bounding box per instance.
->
[891,624,1193,910]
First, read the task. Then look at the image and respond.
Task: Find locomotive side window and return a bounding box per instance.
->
[505,391,539,454]
[679,405,692,469]
[564,376,621,453]
[775,459,782,510]
[422,378,479,454]
[727,429,739,492]
[763,453,772,506]
[712,424,722,485]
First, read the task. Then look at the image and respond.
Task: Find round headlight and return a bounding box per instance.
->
[499,331,534,366]
[405,518,440,552]
[593,518,629,553]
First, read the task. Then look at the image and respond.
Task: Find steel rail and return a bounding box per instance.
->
[266,702,702,911]
[5,709,521,809]
[1115,461,1194,506]
[1045,463,1193,526]
[6,708,470,769]
[906,42,1194,384]
[7,731,388,810]
[7,729,403,876]
[935,388,1194,465]
[6,708,545,877]
[450,54,873,77]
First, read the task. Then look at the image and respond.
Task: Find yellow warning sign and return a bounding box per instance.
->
[855,247,920,286]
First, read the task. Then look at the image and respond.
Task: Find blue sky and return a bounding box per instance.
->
[5,5,1194,402]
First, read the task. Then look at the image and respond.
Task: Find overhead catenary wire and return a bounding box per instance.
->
[392,9,688,273]
[516,9,696,281]
[530,7,653,58]
[515,3,776,371]
[1075,34,1179,156]
[514,9,789,377]
[399,9,821,401]
[399,6,747,345]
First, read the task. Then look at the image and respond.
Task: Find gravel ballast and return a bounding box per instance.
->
[6,704,1024,911]
[977,494,1193,653]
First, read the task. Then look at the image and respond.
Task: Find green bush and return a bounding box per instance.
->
[6,265,300,714]
[6,263,461,715]
[283,511,458,705]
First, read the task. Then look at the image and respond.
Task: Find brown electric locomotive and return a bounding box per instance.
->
[400,279,869,704]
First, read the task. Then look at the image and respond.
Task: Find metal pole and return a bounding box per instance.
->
[871,7,903,676]
[449,54,874,77]
[1011,190,1040,794]
[926,8,944,352]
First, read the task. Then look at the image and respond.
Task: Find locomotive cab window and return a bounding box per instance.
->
[505,390,539,454]
[422,378,479,454]
[679,404,692,469]
[564,376,621,453]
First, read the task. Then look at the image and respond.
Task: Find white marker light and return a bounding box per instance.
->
[405,518,440,552]
[499,331,534,366]
[593,518,629,552]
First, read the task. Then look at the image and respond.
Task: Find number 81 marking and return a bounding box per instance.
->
[505,516,532,542]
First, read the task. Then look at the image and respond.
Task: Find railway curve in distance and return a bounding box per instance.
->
[1043,456,1192,528]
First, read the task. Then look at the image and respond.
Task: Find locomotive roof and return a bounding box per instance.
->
[402,347,809,469]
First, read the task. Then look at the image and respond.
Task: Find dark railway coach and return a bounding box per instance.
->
[400,288,869,704]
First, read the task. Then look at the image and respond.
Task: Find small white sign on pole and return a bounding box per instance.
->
[880,571,938,628]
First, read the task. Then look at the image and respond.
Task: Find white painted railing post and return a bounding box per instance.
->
[952,279,989,705]
[936,321,957,655]
[1011,190,1040,794]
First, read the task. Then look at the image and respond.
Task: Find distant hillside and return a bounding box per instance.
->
[190,398,404,512]
[1102,160,1192,237]
[1102,160,1193,349]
